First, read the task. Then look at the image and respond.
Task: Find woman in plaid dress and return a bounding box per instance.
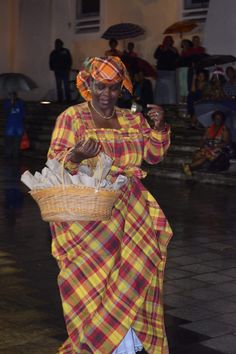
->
[48,56,173,354]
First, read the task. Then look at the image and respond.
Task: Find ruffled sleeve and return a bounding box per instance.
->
[47,106,85,173]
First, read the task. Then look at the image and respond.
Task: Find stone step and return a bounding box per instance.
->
[144,165,236,187]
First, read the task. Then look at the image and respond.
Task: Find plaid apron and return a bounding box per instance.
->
[48,102,173,354]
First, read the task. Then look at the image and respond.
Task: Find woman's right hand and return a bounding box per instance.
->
[69,138,101,163]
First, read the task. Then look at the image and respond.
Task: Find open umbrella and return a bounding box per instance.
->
[163,20,199,37]
[198,55,236,68]
[0,73,37,93]
[195,99,236,142]
[102,23,145,40]
[195,100,231,127]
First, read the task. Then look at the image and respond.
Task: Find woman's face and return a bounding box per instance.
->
[213,113,224,126]
[197,72,206,82]
[91,80,122,110]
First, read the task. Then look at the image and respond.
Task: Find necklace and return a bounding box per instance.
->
[90,101,115,120]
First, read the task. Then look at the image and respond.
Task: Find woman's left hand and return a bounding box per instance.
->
[147,104,166,131]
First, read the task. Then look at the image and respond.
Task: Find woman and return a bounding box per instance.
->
[48,56,172,354]
[208,68,226,100]
[153,36,179,104]
[105,39,122,57]
[183,110,231,176]
[187,69,210,128]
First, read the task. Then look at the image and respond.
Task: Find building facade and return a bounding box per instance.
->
[1,0,211,101]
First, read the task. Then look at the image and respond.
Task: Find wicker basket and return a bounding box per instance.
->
[29,151,120,222]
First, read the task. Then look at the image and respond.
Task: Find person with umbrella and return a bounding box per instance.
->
[105,38,122,57]
[47,56,172,354]
[183,110,231,176]
[3,92,25,159]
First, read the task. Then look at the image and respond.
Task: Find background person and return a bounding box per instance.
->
[183,110,231,176]
[47,56,172,354]
[105,38,122,57]
[3,92,25,159]
[223,66,236,98]
[49,38,72,103]
[133,69,154,113]
[187,69,210,128]
[153,35,179,104]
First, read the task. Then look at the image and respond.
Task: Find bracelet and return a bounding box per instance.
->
[153,123,169,132]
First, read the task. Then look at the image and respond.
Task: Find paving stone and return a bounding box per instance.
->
[201,334,236,353]
[168,255,200,265]
[192,272,234,284]
[165,269,194,280]
[218,268,236,278]
[201,299,236,314]
[183,288,227,301]
[212,313,236,326]
[164,294,198,307]
[180,319,236,338]
[166,305,218,322]
[165,278,207,291]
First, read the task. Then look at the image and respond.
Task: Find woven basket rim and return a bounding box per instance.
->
[29,184,120,195]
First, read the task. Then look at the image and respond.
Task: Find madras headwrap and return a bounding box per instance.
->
[76,56,133,101]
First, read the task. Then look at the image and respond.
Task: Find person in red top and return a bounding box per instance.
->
[183,110,231,176]
[191,35,206,55]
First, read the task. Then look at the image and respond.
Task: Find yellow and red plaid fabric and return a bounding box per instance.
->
[48,102,173,354]
[76,56,133,101]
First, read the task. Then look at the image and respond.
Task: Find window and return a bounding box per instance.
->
[184,0,209,10]
[75,0,100,34]
[182,0,210,21]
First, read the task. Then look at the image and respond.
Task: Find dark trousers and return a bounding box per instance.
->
[187,90,202,116]
[5,136,21,159]
[55,71,71,102]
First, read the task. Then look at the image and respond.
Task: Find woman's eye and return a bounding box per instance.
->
[95,83,105,90]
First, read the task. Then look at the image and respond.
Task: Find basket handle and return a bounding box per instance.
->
[60,147,103,190]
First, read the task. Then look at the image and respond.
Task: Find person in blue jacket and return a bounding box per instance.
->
[3,92,25,159]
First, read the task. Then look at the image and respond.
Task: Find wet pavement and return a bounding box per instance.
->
[0,156,236,354]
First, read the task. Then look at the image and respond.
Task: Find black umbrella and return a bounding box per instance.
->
[0,73,37,93]
[102,23,145,40]
[198,55,236,68]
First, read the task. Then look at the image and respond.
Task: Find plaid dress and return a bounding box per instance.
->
[48,102,173,354]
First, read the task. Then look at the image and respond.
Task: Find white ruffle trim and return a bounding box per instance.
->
[112,328,143,354]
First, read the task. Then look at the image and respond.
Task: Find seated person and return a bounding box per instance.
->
[187,69,210,128]
[208,68,226,100]
[223,66,236,98]
[183,111,231,176]
[105,38,122,57]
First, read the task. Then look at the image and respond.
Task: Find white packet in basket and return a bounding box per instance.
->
[46,158,78,185]
[21,170,39,190]
[69,172,96,187]
[41,167,62,186]
[93,153,113,181]
[78,164,93,176]
[112,175,128,190]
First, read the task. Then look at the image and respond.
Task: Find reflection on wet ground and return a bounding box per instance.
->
[0,156,236,353]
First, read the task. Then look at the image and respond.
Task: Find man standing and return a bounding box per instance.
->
[49,38,72,103]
